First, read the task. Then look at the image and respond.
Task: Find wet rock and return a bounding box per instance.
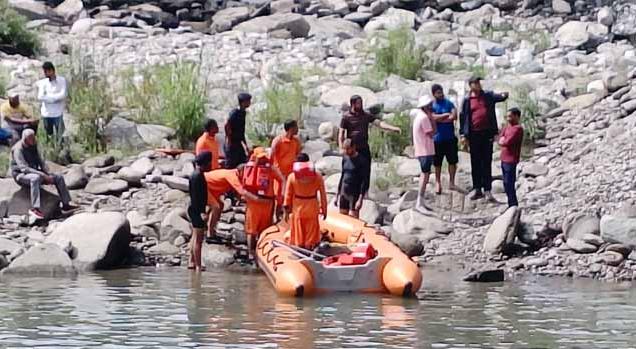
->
[0,179,60,219]
[594,251,624,267]
[162,175,189,192]
[202,244,235,267]
[600,214,636,249]
[483,206,521,254]
[64,166,88,190]
[46,212,131,270]
[566,238,598,254]
[85,178,129,195]
[315,156,342,176]
[83,155,115,168]
[463,269,504,283]
[160,208,191,243]
[147,241,180,255]
[1,243,76,276]
[391,233,423,257]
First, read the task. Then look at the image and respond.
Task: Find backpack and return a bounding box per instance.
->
[242,160,272,195]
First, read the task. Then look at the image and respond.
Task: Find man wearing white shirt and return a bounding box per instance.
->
[37,61,67,142]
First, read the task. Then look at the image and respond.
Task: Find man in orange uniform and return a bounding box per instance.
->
[195,119,221,170]
[283,153,328,250]
[204,166,263,243]
[270,120,301,214]
[244,147,285,261]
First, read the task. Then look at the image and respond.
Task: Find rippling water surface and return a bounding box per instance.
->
[1,266,636,348]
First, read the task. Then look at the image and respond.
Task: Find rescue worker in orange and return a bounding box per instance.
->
[270,119,301,215]
[204,165,264,243]
[244,147,285,261]
[195,119,221,170]
[283,153,328,250]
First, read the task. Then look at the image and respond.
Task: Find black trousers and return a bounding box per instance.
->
[501,162,518,207]
[224,143,247,169]
[358,147,372,194]
[468,131,493,192]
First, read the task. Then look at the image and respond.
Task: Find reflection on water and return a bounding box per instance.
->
[1,266,636,348]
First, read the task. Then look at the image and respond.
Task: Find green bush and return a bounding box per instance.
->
[0,66,6,97]
[247,70,310,147]
[372,26,425,80]
[0,151,9,177]
[66,48,114,154]
[373,162,405,192]
[123,61,207,148]
[369,112,411,161]
[0,0,41,56]
[355,69,386,93]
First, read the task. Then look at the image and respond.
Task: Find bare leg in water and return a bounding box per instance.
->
[190,227,205,271]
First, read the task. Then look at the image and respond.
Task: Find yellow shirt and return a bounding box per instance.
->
[0,102,36,124]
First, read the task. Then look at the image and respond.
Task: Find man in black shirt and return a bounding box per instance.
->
[336,139,369,219]
[188,151,213,272]
[224,93,252,169]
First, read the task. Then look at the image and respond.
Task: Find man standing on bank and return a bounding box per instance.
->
[459,77,508,201]
[430,84,460,195]
[37,62,67,143]
[338,95,401,190]
[224,93,252,169]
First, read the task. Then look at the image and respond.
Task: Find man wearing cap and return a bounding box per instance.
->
[411,95,437,212]
[338,95,401,193]
[9,129,78,220]
[224,93,252,169]
[0,93,39,144]
[36,62,67,142]
[459,77,508,201]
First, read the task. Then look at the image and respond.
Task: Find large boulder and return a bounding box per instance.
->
[0,237,21,258]
[555,21,590,48]
[84,178,129,195]
[54,0,84,22]
[307,17,362,39]
[46,212,131,270]
[315,156,342,176]
[234,13,310,38]
[203,244,235,268]
[8,0,51,20]
[1,243,76,276]
[64,166,88,190]
[83,155,115,168]
[136,124,175,146]
[564,215,600,241]
[566,238,598,253]
[162,175,189,192]
[117,167,145,186]
[392,209,453,238]
[160,208,191,243]
[0,178,60,218]
[320,85,377,108]
[364,7,415,32]
[211,7,250,32]
[612,3,636,36]
[483,206,521,254]
[103,117,145,150]
[601,214,636,249]
[131,157,155,175]
[391,233,423,257]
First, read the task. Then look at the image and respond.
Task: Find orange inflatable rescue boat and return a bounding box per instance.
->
[256,211,422,297]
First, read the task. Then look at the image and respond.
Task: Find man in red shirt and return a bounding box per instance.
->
[459,76,509,201]
[498,108,524,207]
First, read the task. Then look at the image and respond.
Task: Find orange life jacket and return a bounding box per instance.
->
[292,161,317,180]
[242,160,272,196]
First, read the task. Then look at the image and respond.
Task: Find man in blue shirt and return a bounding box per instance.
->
[430,84,459,195]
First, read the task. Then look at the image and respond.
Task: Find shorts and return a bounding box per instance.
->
[417,155,434,174]
[433,139,459,167]
[338,191,361,211]
[188,206,206,229]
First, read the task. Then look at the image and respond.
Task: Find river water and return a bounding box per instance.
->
[1,266,636,349]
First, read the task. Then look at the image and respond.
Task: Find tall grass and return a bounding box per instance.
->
[123,61,207,148]
[248,70,310,147]
[369,112,411,161]
[0,66,6,97]
[371,26,425,81]
[0,0,41,56]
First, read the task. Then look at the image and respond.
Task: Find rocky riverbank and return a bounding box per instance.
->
[1,0,636,282]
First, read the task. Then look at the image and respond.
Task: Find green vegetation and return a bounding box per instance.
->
[370,26,426,81]
[123,61,207,147]
[0,0,41,56]
[0,151,9,177]
[515,30,552,53]
[373,162,405,192]
[507,85,541,141]
[480,22,514,41]
[66,48,114,154]
[247,68,311,147]
[0,66,6,97]
[369,112,411,161]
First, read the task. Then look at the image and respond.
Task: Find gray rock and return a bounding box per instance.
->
[83,155,115,168]
[582,233,604,247]
[69,18,100,34]
[0,237,21,257]
[85,178,129,195]
[605,244,631,257]
[364,7,415,32]
[318,121,337,141]
[0,178,60,219]
[565,215,600,241]
[324,173,341,194]
[1,244,76,276]
[566,238,598,253]
[103,117,145,150]
[343,12,373,25]
[370,0,389,15]
[147,241,180,255]
[302,139,331,159]
[320,85,377,108]
[483,206,521,254]
[555,21,590,48]
[463,269,504,282]
[117,167,145,186]
[597,6,614,27]
[594,251,624,267]
[562,93,602,110]
[234,13,310,38]
[131,157,154,175]
[552,0,571,14]
[55,0,83,22]
[0,255,8,270]
[315,156,342,176]
[211,7,249,33]
[601,214,636,249]
[160,208,191,243]
[162,175,189,192]
[308,17,362,39]
[612,3,636,36]
[523,163,548,177]
[525,257,548,267]
[391,233,423,257]
[203,244,235,267]
[396,158,421,178]
[64,166,88,190]
[392,209,453,237]
[359,199,385,225]
[136,124,175,146]
[46,212,131,270]
[8,0,51,20]
[622,100,636,115]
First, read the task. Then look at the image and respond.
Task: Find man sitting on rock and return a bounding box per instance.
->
[9,129,78,219]
[0,93,39,145]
